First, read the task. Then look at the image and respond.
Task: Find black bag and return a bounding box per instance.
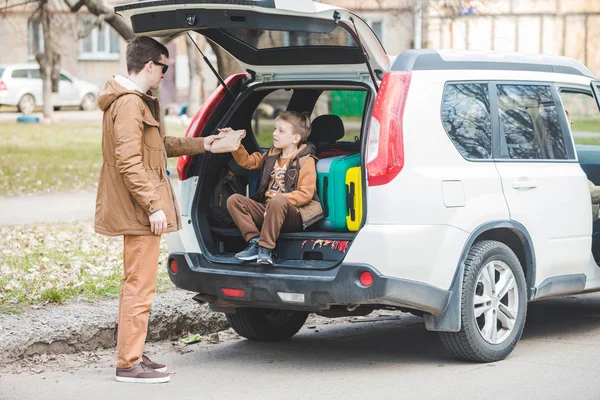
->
[208,169,246,228]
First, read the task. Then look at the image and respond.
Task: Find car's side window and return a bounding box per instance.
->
[441,83,492,160]
[497,84,568,160]
[60,74,72,83]
[11,70,28,79]
[559,90,600,134]
[30,69,41,79]
[251,89,294,149]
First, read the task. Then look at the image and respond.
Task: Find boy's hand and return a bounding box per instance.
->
[204,133,225,151]
[218,127,233,134]
[149,210,167,236]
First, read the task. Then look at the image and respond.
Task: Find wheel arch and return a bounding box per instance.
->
[424,220,535,332]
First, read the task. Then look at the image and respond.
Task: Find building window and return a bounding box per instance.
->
[365,19,384,45]
[79,20,119,60]
[28,20,44,57]
[441,83,492,159]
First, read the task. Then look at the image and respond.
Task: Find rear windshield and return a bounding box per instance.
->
[222,26,357,50]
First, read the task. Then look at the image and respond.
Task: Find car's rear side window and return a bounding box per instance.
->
[497,84,567,160]
[0,68,4,78]
[11,69,29,78]
[441,83,492,160]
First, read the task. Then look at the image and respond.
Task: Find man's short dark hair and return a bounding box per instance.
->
[126,36,169,74]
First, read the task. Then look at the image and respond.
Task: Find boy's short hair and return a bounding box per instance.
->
[276,111,311,143]
[126,36,169,74]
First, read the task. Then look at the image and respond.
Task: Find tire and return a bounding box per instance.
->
[226,308,308,342]
[80,93,96,111]
[439,240,527,362]
[17,94,35,115]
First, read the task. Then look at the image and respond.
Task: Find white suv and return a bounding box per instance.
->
[116,0,600,362]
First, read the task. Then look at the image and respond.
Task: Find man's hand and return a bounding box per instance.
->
[149,210,167,236]
[204,133,226,151]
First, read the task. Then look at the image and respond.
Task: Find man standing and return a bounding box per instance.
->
[95,36,221,383]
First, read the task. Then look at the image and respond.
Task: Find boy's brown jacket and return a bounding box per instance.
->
[232,143,324,229]
[94,78,205,236]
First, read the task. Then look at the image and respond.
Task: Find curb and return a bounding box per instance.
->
[0,289,228,364]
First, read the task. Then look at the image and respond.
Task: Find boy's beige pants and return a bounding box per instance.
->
[227,194,302,249]
[116,234,161,368]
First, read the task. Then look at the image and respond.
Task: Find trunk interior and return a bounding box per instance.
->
[191,81,372,268]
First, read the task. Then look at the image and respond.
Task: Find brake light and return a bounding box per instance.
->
[221,288,245,298]
[169,259,178,274]
[359,271,374,287]
[366,71,411,186]
[0,81,6,91]
[177,73,248,180]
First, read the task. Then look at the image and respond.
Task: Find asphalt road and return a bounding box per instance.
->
[2,293,600,400]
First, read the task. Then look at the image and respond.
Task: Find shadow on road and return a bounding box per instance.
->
[193,293,600,366]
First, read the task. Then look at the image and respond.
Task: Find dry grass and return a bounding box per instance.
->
[0,220,173,312]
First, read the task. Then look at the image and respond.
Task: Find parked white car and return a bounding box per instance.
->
[117,0,600,363]
[0,64,98,114]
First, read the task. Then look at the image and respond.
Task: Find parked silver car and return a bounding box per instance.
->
[0,64,99,114]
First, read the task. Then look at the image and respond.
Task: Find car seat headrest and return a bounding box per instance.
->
[309,115,345,144]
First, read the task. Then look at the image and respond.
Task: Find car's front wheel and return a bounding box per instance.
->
[227,308,308,342]
[80,93,96,111]
[439,240,527,362]
[17,94,35,115]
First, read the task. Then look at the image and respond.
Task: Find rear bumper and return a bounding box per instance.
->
[0,91,14,105]
[168,252,450,315]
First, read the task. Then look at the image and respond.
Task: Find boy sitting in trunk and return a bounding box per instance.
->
[220,111,323,265]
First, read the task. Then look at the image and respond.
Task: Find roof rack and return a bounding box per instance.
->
[391,49,595,78]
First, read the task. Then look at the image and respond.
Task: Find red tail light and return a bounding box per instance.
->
[0,81,6,91]
[366,71,411,186]
[177,73,248,180]
[221,288,245,298]
[359,271,374,287]
[169,259,178,274]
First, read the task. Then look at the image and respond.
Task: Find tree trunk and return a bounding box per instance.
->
[36,0,54,121]
[186,33,204,117]
[207,40,244,78]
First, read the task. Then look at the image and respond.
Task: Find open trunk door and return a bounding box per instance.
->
[114,0,389,77]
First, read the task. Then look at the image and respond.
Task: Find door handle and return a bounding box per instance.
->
[512,179,538,190]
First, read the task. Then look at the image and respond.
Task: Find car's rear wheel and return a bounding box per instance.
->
[439,240,527,362]
[226,307,308,342]
[80,93,96,111]
[17,94,35,115]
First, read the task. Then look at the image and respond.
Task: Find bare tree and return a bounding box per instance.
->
[62,0,134,41]
[30,0,62,121]
[208,40,245,78]
[186,32,207,117]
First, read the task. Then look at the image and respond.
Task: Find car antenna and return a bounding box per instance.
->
[334,11,379,92]
[186,32,236,100]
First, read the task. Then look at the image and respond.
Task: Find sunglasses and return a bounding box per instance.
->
[150,60,169,74]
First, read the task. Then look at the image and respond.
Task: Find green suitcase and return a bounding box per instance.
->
[316,154,360,231]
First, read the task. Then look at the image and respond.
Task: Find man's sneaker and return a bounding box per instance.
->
[257,246,274,265]
[115,362,170,383]
[142,355,167,373]
[235,238,259,261]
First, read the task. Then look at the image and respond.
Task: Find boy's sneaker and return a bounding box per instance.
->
[257,246,274,265]
[142,354,167,373]
[235,238,259,261]
[115,362,170,383]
